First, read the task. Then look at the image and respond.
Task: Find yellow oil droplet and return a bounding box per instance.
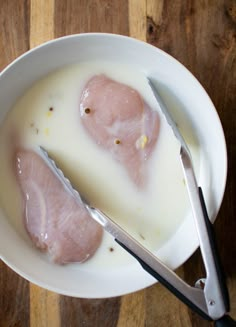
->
[47,111,52,118]
[136,134,148,149]
[44,128,49,136]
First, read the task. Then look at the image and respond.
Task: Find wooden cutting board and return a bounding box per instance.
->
[0,1,235,326]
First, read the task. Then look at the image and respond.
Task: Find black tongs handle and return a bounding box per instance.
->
[117,238,236,325]
[199,188,236,325]
[115,239,211,321]
[198,187,229,312]
[215,315,236,326]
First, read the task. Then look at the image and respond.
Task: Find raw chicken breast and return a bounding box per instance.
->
[15,149,103,264]
[79,75,159,185]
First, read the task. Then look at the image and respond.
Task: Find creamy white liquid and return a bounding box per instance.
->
[0,61,200,269]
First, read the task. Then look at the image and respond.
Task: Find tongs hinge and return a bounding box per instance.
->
[180,146,229,319]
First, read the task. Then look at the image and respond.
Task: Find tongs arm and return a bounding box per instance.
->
[148,77,230,320]
[147,78,234,324]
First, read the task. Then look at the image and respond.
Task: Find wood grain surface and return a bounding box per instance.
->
[0,0,235,326]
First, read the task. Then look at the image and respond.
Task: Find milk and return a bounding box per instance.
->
[0,61,200,269]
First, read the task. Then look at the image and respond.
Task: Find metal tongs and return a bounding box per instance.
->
[40,78,235,326]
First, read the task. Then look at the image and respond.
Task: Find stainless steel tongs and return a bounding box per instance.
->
[40,78,235,326]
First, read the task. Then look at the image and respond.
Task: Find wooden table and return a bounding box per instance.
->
[0,1,235,326]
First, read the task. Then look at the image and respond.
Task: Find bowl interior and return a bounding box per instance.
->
[0,34,227,298]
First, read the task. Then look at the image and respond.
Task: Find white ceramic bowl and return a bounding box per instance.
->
[0,34,227,298]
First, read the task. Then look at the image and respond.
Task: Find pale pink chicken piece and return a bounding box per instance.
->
[79,75,159,185]
[15,149,103,264]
